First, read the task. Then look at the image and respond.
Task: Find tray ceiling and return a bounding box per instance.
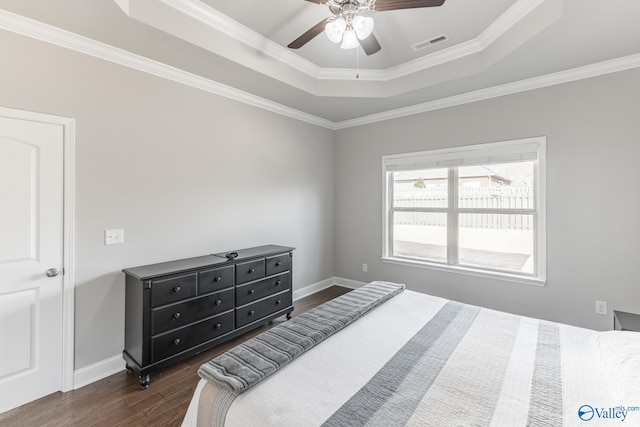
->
[0,0,639,126]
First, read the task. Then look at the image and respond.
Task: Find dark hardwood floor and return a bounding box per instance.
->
[0,286,351,427]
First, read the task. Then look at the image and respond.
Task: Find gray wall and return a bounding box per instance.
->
[335,68,640,331]
[3,21,639,371]
[0,31,336,369]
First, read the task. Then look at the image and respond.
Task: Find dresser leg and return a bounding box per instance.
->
[125,364,134,374]
[286,311,293,320]
[139,374,150,390]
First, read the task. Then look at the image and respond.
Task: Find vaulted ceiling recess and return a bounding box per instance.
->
[109,0,565,99]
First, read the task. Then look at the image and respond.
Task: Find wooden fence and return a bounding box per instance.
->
[393,185,534,230]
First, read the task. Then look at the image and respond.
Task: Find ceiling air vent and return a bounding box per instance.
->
[411,34,449,51]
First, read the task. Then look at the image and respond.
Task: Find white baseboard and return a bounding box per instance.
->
[332,277,366,289]
[292,277,336,301]
[292,276,367,301]
[73,354,125,389]
[72,276,365,390]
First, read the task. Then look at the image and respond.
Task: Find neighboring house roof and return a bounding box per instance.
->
[395,166,512,185]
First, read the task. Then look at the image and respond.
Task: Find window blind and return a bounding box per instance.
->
[384,139,541,172]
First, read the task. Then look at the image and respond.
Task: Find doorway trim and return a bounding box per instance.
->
[0,106,76,392]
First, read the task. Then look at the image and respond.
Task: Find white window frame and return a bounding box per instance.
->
[382,137,546,286]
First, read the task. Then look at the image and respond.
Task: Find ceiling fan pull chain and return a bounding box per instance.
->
[356,47,360,79]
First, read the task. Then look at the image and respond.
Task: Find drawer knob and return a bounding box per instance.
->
[173,286,181,293]
[173,312,181,319]
[173,338,181,346]
[248,268,255,274]
[276,300,282,306]
[275,280,282,286]
[248,289,255,295]
[214,323,221,330]
[215,299,222,306]
[248,310,255,316]
[214,276,221,282]
[275,261,282,267]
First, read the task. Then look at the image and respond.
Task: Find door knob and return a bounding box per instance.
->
[46,268,61,277]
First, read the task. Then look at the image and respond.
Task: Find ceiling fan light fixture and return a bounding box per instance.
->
[325,18,346,43]
[352,15,374,40]
[341,29,359,49]
[289,0,446,56]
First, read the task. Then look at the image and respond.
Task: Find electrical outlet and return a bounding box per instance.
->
[362,263,368,272]
[105,229,124,245]
[595,300,607,315]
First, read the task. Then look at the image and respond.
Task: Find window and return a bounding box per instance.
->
[382,138,546,285]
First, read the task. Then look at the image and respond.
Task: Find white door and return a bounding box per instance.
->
[0,115,65,413]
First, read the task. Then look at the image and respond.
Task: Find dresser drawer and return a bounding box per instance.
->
[151,273,197,307]
[265,253,290,276]
[199,265,234,295]
[235,273,290,307]
[152,288,234,335]
[235,259,265,285]
[123,245,295,389]
[236,290,292,328]
[151,310,234,362]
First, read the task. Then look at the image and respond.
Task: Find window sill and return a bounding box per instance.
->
[381,256,547,287]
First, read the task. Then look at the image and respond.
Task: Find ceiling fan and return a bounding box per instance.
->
[288,0,446,55]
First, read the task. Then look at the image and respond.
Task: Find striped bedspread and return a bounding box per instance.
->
[199,281,405,394]
[183,285,619,427]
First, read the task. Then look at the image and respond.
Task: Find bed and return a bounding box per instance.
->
[182,282,640,426]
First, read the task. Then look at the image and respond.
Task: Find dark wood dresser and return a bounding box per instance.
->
[122,244,294,389]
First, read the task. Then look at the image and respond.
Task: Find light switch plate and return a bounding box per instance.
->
[105,229,124,245]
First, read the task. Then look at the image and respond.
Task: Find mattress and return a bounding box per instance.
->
[182,283,640,426]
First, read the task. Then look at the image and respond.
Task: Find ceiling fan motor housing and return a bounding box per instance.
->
[328,0,374,17]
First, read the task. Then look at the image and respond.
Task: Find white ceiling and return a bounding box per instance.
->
[200,0,520,70]
[1,0,640,126]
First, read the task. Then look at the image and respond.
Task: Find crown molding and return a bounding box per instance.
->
[381,0,551,81]
[334,52,640,129]
[153,0,322,79]
[159,0,550,83]
[0,9,336,130]
[118,0,560,97]
[1,8,639,131]
[479,0,548,48]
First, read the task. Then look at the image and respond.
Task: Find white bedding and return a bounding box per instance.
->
[183,288,640,426]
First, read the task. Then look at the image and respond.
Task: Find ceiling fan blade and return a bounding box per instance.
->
[374,0,445,11]
[288,19,328,49]
[360,33,382,56]
[303,0,325,3]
